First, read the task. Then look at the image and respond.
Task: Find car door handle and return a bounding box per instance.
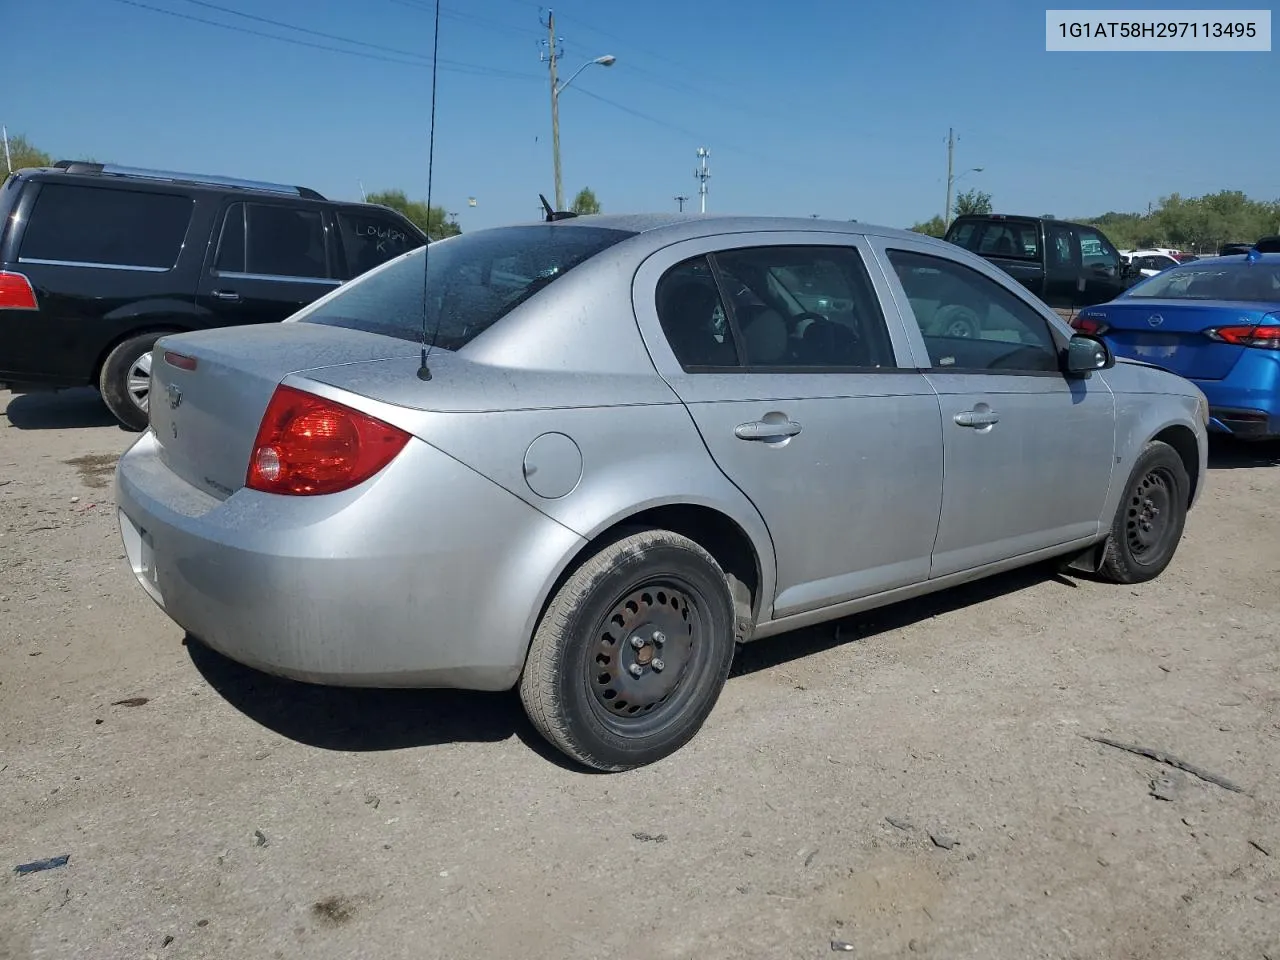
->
[735,419,803,441]
[211,289,241,302]
[953,410,1000,428]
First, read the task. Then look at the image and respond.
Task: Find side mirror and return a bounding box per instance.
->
[1066,333,1114,374]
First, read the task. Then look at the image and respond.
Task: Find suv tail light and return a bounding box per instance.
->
[0,271,38,310]
[1070,313,1110,336]
[246,385,412,496]
[1204,317,1280,351]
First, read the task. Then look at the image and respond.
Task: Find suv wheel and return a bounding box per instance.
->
[99,333,167,431]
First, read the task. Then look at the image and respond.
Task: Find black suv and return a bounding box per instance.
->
[0,161,426,429]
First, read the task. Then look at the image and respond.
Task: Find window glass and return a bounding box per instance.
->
[1078,226,1120,276]
[948,219,1040,261]
[214,203,246,273]
[655,256,739,368]
[1046,224,1075,267]
[297,224,635,348]
[887,249,1060,373]
[19,183,192,269]
[1126,262,1280,302]
[242,203,329,279]
[336,210,423,277]
[712,245,897,368]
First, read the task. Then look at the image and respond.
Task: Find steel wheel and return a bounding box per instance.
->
[1099,439,1190,585]
[1125,465,1175,561]
[588,580,707,735]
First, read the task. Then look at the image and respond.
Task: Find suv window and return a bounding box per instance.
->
[948,219,1041,261]
[336,209,420,277]
[296,224,636,348]
[887,249,1060,373]
[18,183,193,270]
[215,202,331,280]
[656,246,896,370]
[1046,223,1076,267]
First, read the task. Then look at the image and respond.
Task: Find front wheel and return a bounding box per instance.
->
[519,529,737,771]
[1098,440,1189,584]
[99,332,168,431]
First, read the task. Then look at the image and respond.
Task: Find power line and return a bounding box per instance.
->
[107,0,541,80]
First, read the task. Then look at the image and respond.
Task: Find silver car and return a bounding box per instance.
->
[115,215,1208,771]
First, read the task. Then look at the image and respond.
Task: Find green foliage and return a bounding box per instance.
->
[909,215,947,238]
[570,187,601,215]
[1080,191,1280,252]
[365,189,460,239]
[953,189,993,217]
[3,133,52,173]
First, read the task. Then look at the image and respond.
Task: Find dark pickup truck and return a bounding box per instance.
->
[943,214,1141,313]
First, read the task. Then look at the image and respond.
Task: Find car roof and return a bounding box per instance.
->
[507,212,954,248]
[1164,252,1280,266]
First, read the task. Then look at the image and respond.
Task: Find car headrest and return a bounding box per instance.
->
[743,309,788,363]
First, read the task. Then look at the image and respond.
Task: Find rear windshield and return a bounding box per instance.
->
[1126,261,1280,302]
[296,224,636,349]
[946,219,1041,261]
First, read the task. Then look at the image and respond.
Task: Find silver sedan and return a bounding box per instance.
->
[115,214,1209,770]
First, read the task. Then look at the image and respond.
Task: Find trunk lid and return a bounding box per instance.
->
[147,323,419,498]
[1080,299,1273,380]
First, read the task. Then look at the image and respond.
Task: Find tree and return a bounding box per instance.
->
[364,189,460,239]
[3,133,52,174]
[570,187,601,215]
[953,189,992,218]
[909,215,947,238]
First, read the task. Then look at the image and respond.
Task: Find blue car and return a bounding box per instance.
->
[1073,250,1280,440]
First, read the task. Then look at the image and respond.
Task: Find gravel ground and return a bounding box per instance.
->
[2,387,1278,960]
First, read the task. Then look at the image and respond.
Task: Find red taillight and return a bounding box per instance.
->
[246,385,412,496]
[163,350,198,371]
[1204,324,1280,350]
[1071,314,1110,336]
[0,271,38,310]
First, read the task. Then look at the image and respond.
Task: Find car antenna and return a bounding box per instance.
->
[416,0,444,382]
[539,193,578,222]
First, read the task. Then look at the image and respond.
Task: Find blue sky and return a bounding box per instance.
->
[6,0,1278,230]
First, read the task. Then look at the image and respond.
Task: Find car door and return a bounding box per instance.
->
[196,199,342,327]
[631,233,944,620]
[1042,221,1082,309]
[870,237,1116,578]
[1077,225,1127,305]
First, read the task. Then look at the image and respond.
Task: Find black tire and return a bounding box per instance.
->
[99,333,166,431]
[519,529,737,771]
[1098,440,1189,584]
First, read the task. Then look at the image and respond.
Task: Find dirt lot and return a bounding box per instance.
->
[2,387,1278,960]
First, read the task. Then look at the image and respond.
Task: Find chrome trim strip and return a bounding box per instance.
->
[213,271,341,285]
[18,257,171,273]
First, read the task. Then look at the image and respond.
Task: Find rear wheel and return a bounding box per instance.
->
[99,333,168,431]
[519,529,737,771]
[1098,440,1189,584]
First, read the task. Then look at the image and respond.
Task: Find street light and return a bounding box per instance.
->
[550,54,615,210]
[944,166,983,229]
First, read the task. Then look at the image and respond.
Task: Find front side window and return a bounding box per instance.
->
[296,224,636,349]
[336,210,423,277]
[19,183,193,270]
[1078,226,1120,276]
[1046,223,1076,267]
[887,249,1061,373]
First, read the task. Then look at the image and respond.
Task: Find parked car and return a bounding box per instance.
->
[944,214,1142,315]
[1220,242,1256,256]
[1127,251,1182,278]
[0,161,426,429]
[1255,236,1280,253]
[1072,249,1280,439]
[115,215,1208,771]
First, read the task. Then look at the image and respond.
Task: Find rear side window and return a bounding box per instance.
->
[296,224,636,349]
[336,210,423,277]
[214,202,331,280]
[19,183,193,270]
[948,219,1041,261]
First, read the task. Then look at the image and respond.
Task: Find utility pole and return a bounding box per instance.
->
[944,127,955,230]
[357,179,366,202]
[674,195,688,212]
[544,10,564,210]
[695,147,711,214]
[2,126,11,176]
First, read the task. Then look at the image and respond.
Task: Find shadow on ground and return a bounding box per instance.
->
[3,389,123,431]
[1208,437,1280,470]
[188,561,1063,765]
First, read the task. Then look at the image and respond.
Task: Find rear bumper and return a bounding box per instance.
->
[114,431,584,690]
[1193,350,1280,439]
